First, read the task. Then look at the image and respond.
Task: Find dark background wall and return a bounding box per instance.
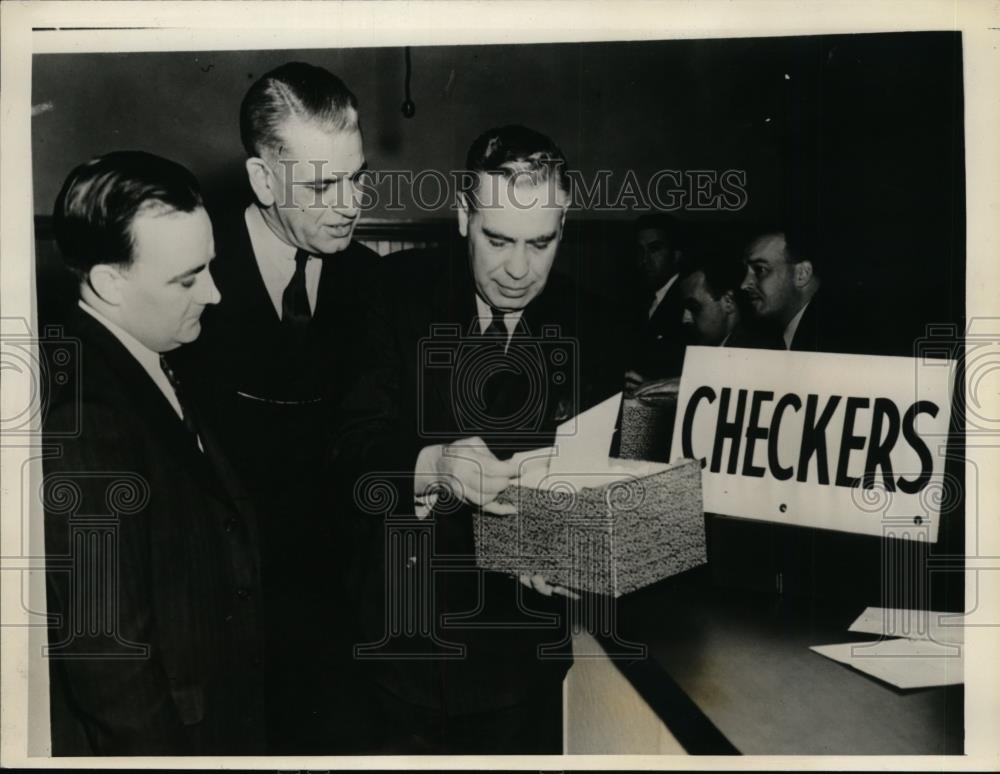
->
[33,31,965,352]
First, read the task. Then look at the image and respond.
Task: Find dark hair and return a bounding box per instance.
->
[683,249,746,300]
[240,62,359,158]
[749,219,823,278]
[53,151,203,278]
[462,124,569,208]
[634,211,684,246]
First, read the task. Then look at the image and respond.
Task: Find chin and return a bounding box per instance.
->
[313,232,354,255]
[177,321,202,343]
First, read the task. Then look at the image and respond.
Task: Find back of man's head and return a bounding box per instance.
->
[685,246,746,301]
[461,124,570,209]
[53,150,203,279]
[240,61,359,159]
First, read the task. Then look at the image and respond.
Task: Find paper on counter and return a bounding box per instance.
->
[810,638,963,689]
[848,606,965,645]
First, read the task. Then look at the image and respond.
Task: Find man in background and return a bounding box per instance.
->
[43,152,265,755]
[740,224,864,353]
[625,211,691,391]
[680,248,784,348]
[179,61,381,753]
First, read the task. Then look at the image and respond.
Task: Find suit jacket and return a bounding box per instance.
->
[175,207,383,586]
[789,286,869,355]
[628,275,690,379]
[42,308,266,756]
[332,243,622,716]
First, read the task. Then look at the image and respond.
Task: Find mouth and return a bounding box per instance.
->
[324,223,355,237]
[495,283,531,298]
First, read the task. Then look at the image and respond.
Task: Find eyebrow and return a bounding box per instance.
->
[168,257,214,284]
[315,160,369,186]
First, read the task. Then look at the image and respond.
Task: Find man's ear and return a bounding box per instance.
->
[720,289,737,314]
[245,157,276,208]
[88,264,126,305]
[457,192,470,238]
[793,259,814,288]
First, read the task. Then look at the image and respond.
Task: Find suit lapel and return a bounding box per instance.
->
[74,310,234,506]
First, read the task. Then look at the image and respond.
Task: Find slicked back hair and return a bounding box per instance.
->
[461,124,570,210]
[240,61,360,159]
[53,150,203,278]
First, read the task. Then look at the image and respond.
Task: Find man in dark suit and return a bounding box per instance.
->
[333,125,620,754]
[740,226,865,354]
[624,212,691,392]
[42,151,266,755]
[177,62,382,752]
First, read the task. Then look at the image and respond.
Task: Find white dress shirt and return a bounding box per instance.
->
[244,204,323,318]
[782,300,811,350]
[474,294,524,346]
[79,300,184,420]
[648,273,679,319]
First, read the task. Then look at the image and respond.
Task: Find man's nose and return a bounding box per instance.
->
[504,245,529,279]
[740,267,755,292]
[197,270,222,305]
[331,180,362,217]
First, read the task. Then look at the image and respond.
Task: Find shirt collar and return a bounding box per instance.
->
[245,203,299,265]
[649,272,679,317]
[783,300,811,349]
[474,293,524,337]
[79,300,163,375]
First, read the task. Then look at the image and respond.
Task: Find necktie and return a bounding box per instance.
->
[282,249,312,326]
[484,308,508,342]
[159,355,200,441]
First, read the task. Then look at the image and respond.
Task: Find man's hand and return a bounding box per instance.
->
[518,573,581,600]
[433,436,518,515]
[632,375,682,399]
[624,369,646,396]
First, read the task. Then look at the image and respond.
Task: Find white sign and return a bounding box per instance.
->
[670,347,955,540]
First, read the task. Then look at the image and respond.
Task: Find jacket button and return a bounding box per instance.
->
[225,517,238,532]
[236,588,251,600]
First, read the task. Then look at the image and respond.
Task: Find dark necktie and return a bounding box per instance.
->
[484,308,508,341]
[281,249,312,326]
[159,355,200,442]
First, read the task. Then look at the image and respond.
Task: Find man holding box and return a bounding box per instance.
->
[333,125,620,753]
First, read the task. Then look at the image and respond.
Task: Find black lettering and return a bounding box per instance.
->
[862,398,900,490]
[741,390,773,478]
[835,397,870,488]
[897,401,939,494]
[768,393,802,481]
[796,394,842,484]
[711,388,748,475]
[681,386,716,468]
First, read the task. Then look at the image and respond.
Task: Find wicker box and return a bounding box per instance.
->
[472,457,705,597]
[618,393,678,462]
